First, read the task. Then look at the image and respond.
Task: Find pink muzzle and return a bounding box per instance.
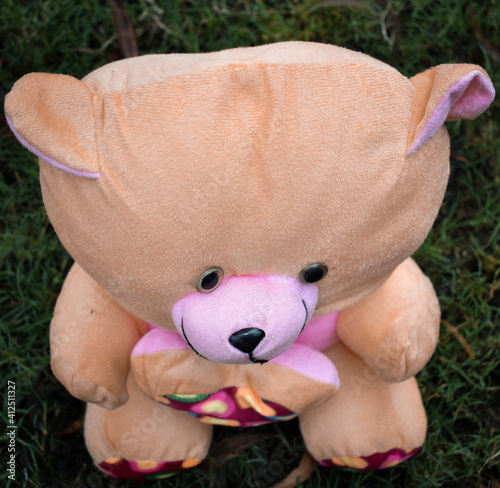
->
[171,274,318,364]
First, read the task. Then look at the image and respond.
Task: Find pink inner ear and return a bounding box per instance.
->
[6,116,101,179]
[407,70,495,156]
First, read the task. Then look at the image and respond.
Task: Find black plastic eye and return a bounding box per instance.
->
[196,267,224,293]
[299,263,328,284]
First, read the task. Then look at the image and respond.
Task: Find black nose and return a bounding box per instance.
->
[229,328,265,354]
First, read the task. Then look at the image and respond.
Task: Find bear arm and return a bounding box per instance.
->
[50,263,149,409]
[336,258,440,383]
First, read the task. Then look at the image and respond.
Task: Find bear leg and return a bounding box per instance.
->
[84,372,213,481]
[299,342,426,470]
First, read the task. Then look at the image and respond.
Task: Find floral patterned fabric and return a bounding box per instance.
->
[319,447,421,470]
[155,386,297,427]
[98,457,202,482]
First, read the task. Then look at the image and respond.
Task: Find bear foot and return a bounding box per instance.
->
[85,374,212,482]
[319,447,421,471]
[97,457,202,481]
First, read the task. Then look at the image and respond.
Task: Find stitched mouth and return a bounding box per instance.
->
[248,352,268,364]
[182,301,309,363]
[181,317,209,360]
[299,299,309,334]
[181,318,266,364]
[247,301,308,364]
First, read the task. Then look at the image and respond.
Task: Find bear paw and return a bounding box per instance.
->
[319,447,421,471]
[97,457,202,481]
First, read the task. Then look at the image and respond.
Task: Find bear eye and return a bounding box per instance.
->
[299,263,328,284]
[196,267,224,293]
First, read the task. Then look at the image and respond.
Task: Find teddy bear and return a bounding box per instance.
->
[5,41,494,482]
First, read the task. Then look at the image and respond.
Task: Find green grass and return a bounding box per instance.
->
[1,0,499,487]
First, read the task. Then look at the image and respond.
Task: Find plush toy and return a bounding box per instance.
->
[5,42,494,482]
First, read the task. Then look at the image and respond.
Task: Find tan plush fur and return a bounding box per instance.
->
[5,42,494,476]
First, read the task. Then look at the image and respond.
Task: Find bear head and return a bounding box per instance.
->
[5,42,494,364]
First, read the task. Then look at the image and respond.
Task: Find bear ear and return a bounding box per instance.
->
[407,64,495,156]
[5,73,101,178]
